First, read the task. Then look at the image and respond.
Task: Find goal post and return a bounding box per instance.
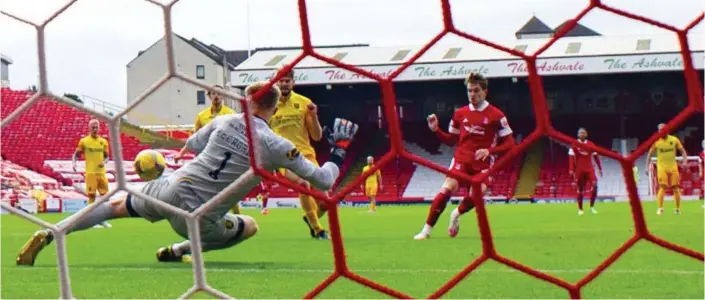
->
[648,156,703,196]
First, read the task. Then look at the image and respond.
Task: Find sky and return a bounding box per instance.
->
[0,0,702,108]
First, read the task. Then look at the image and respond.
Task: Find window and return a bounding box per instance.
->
[636,39,651,51]
[264,55,287,66]
[390,50,411,61]
[197,90,206,105]
[565,42,581,54]
[332,52,348,61]
[196,65,205,79]
[443,48,462,59]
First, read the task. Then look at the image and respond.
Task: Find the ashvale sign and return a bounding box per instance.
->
[231,52,703,86]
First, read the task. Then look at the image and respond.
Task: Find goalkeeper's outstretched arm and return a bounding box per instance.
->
[272,118,358,191]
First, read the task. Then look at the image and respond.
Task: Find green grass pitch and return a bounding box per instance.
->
[2,200,703,299]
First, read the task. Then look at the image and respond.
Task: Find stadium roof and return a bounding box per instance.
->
[555,21,601,37]
[515,16,555,38]
[1,54,12,65]
[233,34,701,70]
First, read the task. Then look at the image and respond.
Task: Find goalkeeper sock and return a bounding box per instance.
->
[172,240,191,256]
[425,188,451,228]
[370,199,376,211]
[673,188,681,210]
[576,192,584,210]
[57,201,115,234]
[657,187,665,209]
[87,195,96,205]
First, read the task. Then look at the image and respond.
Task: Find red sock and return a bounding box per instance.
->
[589,185,597,207]
[457,196,475,215]
[262,197,269,209]
[425,188,451,227]
[576,192,584,210]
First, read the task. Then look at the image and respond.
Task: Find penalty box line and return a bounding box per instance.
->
[15,266,704,275]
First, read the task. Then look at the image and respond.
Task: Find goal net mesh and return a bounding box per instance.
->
[1,0,703,299]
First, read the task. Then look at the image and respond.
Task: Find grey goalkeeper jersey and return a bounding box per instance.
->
[174,113,339,216]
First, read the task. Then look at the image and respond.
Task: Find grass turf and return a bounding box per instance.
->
[2,200,703,299]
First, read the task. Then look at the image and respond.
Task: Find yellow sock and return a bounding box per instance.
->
[657,187,665,209]
[370,199,376,210]
[673,188,681,210]
[88,195,96,205]
[231,203,241,214]
[299,194,324,233]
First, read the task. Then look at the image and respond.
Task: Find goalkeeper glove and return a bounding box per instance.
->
[324,118,359,168]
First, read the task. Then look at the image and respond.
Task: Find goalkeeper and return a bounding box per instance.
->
[16,82,359,266]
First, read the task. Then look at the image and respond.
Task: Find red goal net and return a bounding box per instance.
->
[1,0,702,299]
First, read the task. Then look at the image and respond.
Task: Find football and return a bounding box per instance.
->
[133,149,166,181]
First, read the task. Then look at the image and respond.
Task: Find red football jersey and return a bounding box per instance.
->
[447,101,512,170]
[569,139,599,172]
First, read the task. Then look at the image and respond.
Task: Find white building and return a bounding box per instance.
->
[1,54,12,88]
[126,34,244,126]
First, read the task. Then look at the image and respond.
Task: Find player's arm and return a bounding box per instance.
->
[593,152,603,177]
[72,139,84,170]
[176,116,204,161]
[101,140,110,167]
[274,118,357,191]
[185,115,221,155]
[644,144,656,174]
[676,138,688,166]
[488,117,515,155]
[428,114,458,146]
[568,147,576,175]
[478,116,515,161]
[305,102,323,141]
[376,170,383,188]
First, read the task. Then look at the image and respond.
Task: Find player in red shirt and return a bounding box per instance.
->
[414,73,515,240]
[259,181,271,215]
[568,127,603,215]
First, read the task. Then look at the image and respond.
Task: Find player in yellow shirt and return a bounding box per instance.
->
[174,86,238,212]
[644,123,688,215]
[270,68,329,239]
[362,156,382,213]
[73,119,112,228]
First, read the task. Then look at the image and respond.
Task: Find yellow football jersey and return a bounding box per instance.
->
[77,136,109,174]
[362,165,381,186]
[269,91,316,157]
[652,135,682,168]
[195,105,235,131]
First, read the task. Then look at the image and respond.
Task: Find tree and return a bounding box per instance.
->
[63,93,83,104]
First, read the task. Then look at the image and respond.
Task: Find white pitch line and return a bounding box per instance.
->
[14,266,703,275]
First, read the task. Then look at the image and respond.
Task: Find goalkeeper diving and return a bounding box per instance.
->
[16,82,359,266]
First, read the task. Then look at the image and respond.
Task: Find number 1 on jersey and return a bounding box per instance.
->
[209,151,232,180]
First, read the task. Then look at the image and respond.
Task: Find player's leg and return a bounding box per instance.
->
[261,195,269,215]
[96,173,113,228]
[285,167,327,239]
[16,195,139,266]
[656,169,667,215]
[576,173,586,215]
[670,169,681,214]
[85,173,98,205]
[414,169,459,240]
[588,173,598,214]
[158,214,259,262]
[448,178,488,238]
[367,186,377,212]
[231,202,241,214]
